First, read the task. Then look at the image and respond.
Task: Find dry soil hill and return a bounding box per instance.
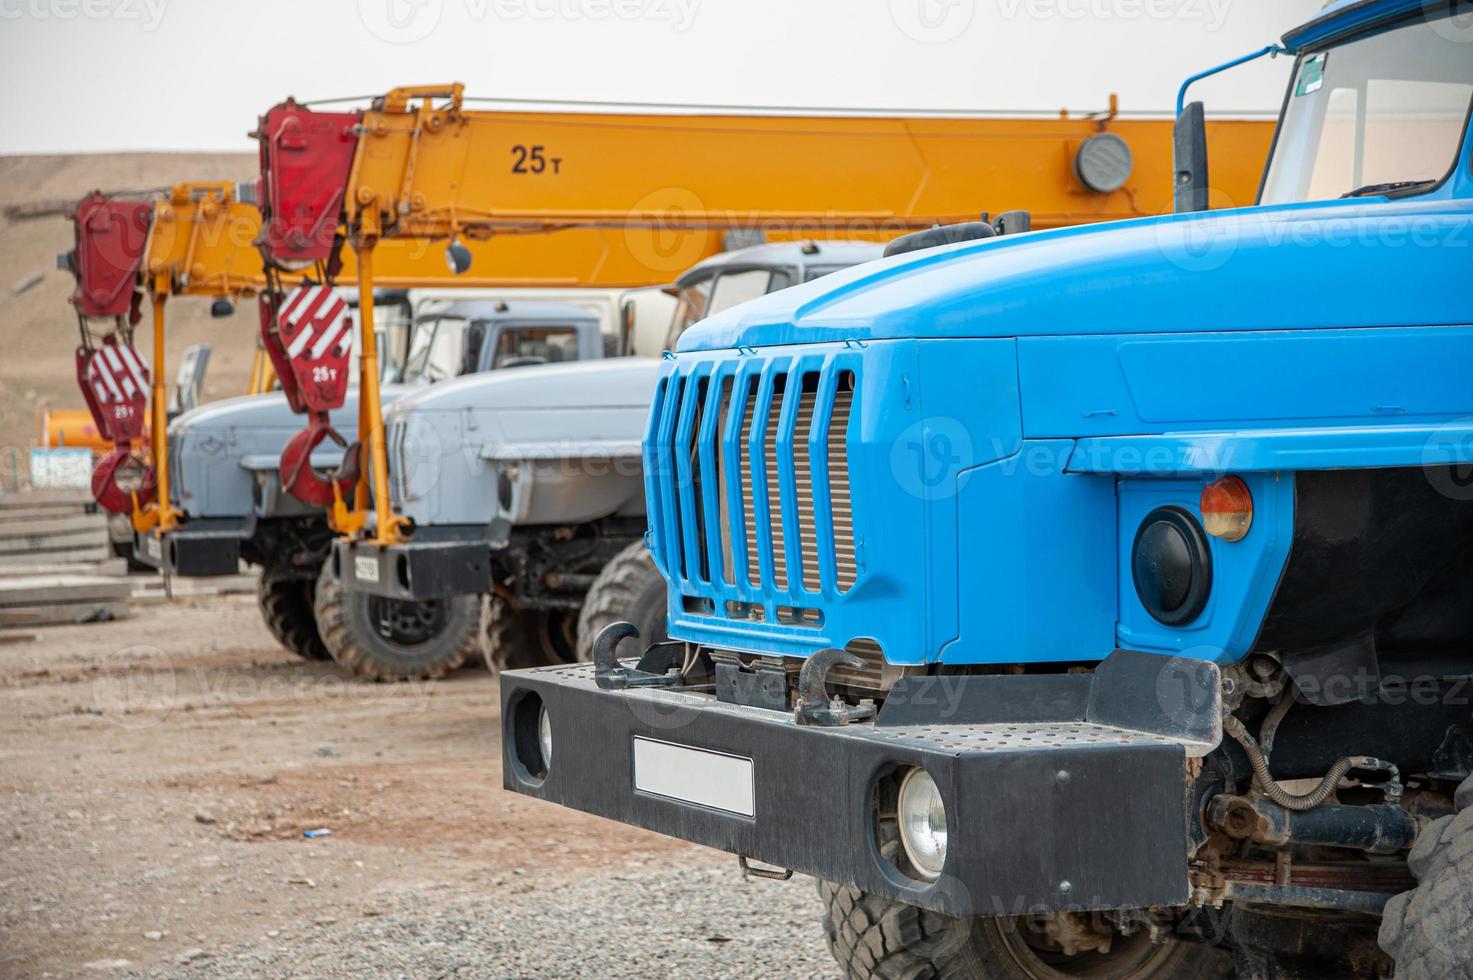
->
[0,153,257,466]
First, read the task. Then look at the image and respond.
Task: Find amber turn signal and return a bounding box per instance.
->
[1200,476,1253,542]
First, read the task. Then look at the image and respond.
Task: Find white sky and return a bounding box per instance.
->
[0,0,1322,154]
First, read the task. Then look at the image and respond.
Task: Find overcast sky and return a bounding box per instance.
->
[0,0,1322,154]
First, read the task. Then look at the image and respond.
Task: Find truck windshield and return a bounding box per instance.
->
[399,316,472,384]
[489,325,581,368]
[1260,13,1473,205]
[668,278,711,338]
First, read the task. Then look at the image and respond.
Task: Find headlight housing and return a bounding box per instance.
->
[897,767,947,879]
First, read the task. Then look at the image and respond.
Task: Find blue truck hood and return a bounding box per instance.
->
[678,197,1473,352]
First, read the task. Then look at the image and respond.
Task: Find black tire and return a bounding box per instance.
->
[312,563,483,681]
[257,568,330,661]
[574,540,667,662]
[819,881,1231,980]
[485,595,580,672]
[1380,774,1473,980]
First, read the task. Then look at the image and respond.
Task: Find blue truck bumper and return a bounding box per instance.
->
[501,650,1224,917]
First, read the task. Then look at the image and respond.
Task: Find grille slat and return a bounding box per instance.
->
[657,355,859,613]
[829,385,858,591]
[738,378,762,586]
[763,375,789,588]
[793,380,821,592]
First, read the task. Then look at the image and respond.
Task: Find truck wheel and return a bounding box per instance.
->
[575,540,667,662]
[486,597,579,672]
[312,564,482,681]
[819,881,1230,980]
[257,568,330,661]
[1380,774,1473,980]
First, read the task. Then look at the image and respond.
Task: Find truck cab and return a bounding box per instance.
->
[386,300,606,383]
[502,5,1473,978]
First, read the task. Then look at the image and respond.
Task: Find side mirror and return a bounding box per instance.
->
[461,322,486,375]
[619,298,637,357]
[1174,101,1210,213]
[169,343,212,417]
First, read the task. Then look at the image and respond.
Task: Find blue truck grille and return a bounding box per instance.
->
[646,351,861,615]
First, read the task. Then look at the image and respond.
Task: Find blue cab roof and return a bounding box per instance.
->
[676,196,1473,352]
[1283,0,1439,52]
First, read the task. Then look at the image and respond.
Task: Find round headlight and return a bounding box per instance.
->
[897,768,947,879]
[538,704,553,770]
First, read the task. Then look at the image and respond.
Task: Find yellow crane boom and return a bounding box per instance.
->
[68,181,777,531]
[255,84,1275,546]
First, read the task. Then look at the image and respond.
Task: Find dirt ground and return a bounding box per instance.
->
[0,590,834,978]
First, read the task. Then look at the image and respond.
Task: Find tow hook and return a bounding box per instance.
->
[794,649,877,727]
[739,856,793,881]
[592,622,682,691]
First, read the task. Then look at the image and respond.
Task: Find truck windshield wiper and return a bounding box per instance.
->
[1339,179,1437,199]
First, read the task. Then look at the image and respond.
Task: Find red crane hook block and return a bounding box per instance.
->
[279,411,357,508]
[77,335,155,513]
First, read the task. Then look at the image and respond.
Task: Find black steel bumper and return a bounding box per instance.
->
[332,526,491,600]
[133,518,248,577]
[501,650,1223,917]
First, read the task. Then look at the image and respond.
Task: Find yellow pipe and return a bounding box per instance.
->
[352,242,405,546]
[150,294,179,531]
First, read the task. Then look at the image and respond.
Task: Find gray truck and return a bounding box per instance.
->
[144,298,611,669]
[333,241,887,678]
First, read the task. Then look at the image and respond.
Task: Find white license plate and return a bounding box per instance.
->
[632,737,754,817]
[145,536,161,560]
[353,556,380,583]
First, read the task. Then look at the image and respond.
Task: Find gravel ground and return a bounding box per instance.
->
[116,867,834,979]
[1,593,842,978]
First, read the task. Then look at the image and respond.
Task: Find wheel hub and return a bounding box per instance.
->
[999,913,1181,979]
[367,595,447,647]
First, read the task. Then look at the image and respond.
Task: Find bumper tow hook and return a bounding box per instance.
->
[739,856,794,881]
[593,622,682,691]
[795,649,878,727]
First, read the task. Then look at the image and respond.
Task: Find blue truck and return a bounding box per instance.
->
[500,3,1473,977]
